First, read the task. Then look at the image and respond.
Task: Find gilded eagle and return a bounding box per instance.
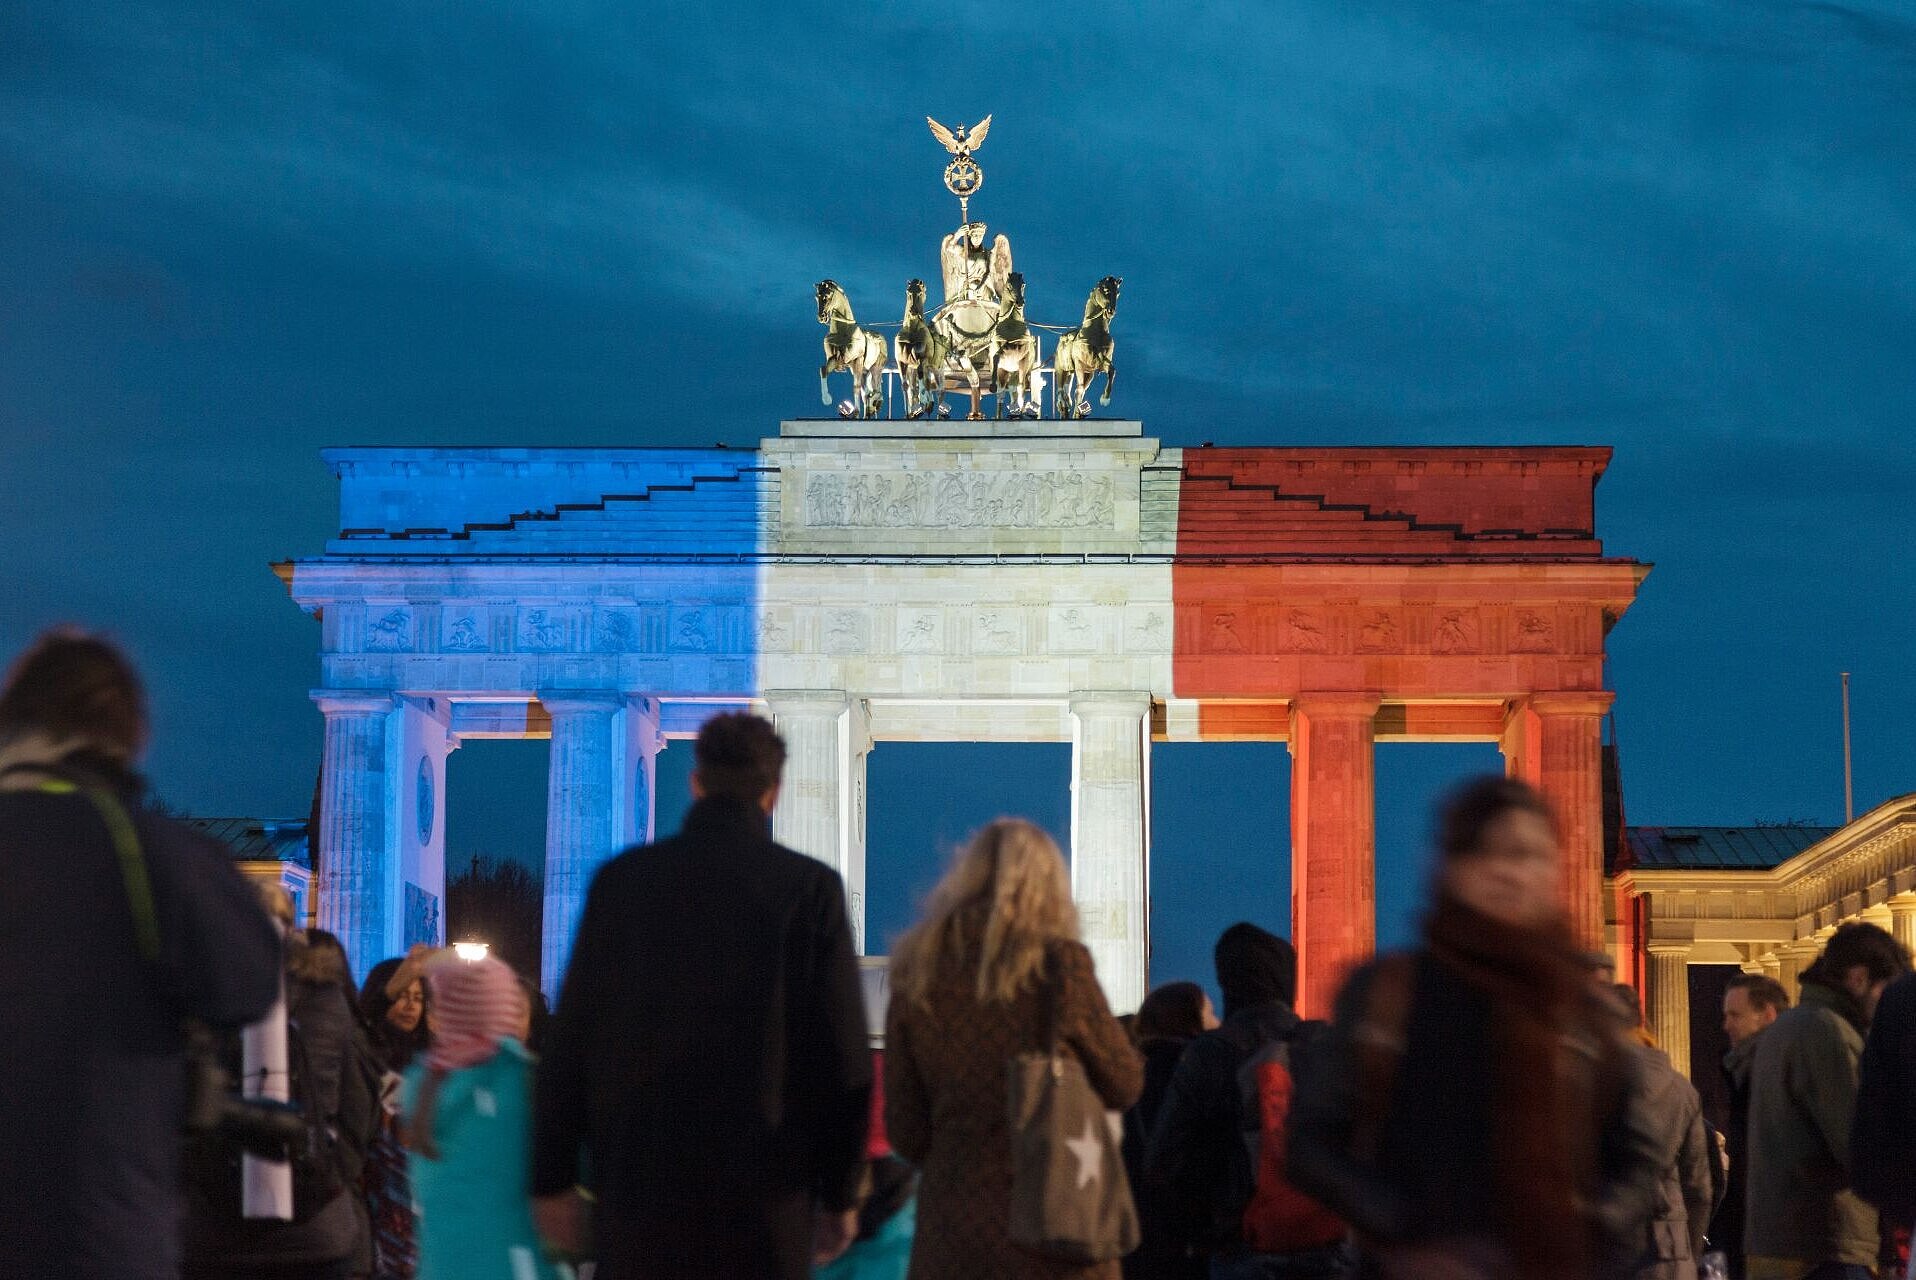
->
[927,114,992,157]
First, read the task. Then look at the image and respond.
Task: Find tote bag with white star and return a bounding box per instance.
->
[1005,955,1140,1262]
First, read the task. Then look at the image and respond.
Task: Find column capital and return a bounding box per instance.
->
[538,690,624,718]
[763,689,851,714]
[1289,691,1383,720]
[1068,690,1153,718]
[1645,940,1693,958]
[311,689,395,717]
[1521,690,1615,718]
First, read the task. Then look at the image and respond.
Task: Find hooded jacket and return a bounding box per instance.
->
[1743,979,1878,1265]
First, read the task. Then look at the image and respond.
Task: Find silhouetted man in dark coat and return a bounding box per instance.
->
[532,712,873,1280]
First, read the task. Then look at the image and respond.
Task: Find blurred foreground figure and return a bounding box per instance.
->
[1852,968,1916,1272]
[884,818,1143,1280]
[0,630,280,1279]
[403,953,560,1280]
[1287,775,1662,1280]
[533,712,872,1279]
[1744,921,1908,1279]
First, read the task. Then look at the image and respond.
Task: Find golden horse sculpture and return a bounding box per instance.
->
[816,279,887,419]
[894,279,951,419]
[1054,276,1120,419]
[989,272,1042,419]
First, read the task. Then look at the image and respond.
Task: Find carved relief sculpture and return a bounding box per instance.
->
[1210,611,1245,654]
[366,608,411,652]
[444,614,487,652]
[1513,610,1555,653]
[519,609,567,651]
[1433,609,1480,654]
[1286,609,1328,654]
[1356,611,1399,653]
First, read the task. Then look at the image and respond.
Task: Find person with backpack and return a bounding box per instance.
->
[183,908,383,1279]
[1146,922,1351,1280]
[1286,775,1665,1280]
[0,631,281,1280]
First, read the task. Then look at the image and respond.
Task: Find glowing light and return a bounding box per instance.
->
[453,941,489,962]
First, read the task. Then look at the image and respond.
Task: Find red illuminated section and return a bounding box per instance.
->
[1167,446,1647,1007]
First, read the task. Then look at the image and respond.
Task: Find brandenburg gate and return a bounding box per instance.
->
[278,117,1646,1012]
[280,422,1644,1013]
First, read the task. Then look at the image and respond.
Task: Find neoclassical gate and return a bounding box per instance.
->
[280,418,1645,1012]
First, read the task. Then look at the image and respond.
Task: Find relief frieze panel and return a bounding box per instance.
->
[801,469,1115,530]
[444,612,489,652]
[971,607,1026,656]
[365,607,413,652]
[895,608,943,654]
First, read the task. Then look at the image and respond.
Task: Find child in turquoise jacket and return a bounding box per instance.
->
[403,955,569,1280]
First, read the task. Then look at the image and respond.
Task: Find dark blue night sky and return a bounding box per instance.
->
[3,2,1912,990]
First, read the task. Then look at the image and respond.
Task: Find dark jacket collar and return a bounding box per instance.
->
[681,794,773,839]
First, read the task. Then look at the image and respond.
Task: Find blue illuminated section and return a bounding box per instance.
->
[287,446,771,982]
[311,445,769,700]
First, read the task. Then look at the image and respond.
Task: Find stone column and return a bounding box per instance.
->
[1289,693,1382,1020]
[540,693,624,995]
[1891,897,1916,959]
[1759,953,1783,984]
[1070,692,1152,1015]
[1504,692,1614,947]
[1647,942,1693,1079]
[312,691,396,982]
[768,691,872,953]
[1777,940,1816,1002]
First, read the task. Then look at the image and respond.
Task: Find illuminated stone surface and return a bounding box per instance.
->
[284,420,1645,1005]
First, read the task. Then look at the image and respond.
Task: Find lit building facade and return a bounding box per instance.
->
[280,419,1646,1008]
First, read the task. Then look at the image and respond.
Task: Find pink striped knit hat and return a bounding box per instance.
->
[425,954,527,1071]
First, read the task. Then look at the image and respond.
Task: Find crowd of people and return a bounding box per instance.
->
[7,629,1916,1280]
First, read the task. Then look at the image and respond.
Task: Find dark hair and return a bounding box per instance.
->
[1214,921,1297,1015]
[360,956,432,1070]
[1726,972,1791,1014]
[289,929,350,987]
[1803,922,1911,989]
[694,712,787,803]
[0,630,148,760]
[1437,774,1556,862]
[1135,981,1208,1042]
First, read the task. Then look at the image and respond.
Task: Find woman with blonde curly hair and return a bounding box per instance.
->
[884,818,1142,1280]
